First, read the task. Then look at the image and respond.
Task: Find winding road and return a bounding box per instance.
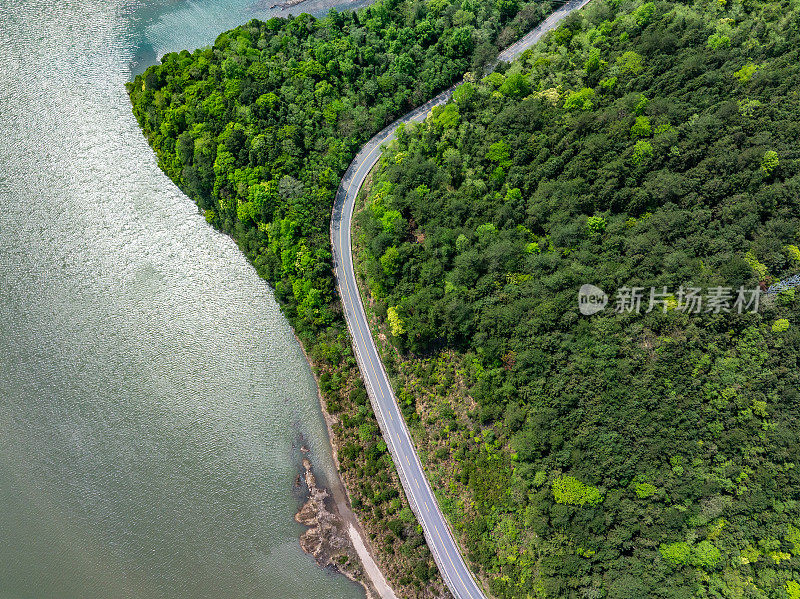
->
[330,1,592,596]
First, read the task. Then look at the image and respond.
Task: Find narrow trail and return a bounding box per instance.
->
[330,1,593,597]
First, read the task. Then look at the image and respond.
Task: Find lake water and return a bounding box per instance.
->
[0,1,369,597]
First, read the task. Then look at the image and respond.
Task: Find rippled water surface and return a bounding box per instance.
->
[0,1,366,597]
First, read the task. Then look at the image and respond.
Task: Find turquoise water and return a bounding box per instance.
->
[129,0,372,75]
[0,1,367,597]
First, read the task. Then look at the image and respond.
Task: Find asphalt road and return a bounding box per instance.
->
[330,1,593,596]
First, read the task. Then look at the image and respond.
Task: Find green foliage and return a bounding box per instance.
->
[634,482,657,498]
[630,115,651,138]
[634,93,648,115]
[525,241,540,254]
[745,251,770,280]
[586,215,607,236]
[564,87,596,110]
[484,71,506,89]
[453,82,476,107]
[380,246,401,277]
[761,150,779,175]
[355,0,800,595]
[387,306,406,336]
[631,139,653,164]
[599,76,617,90]
[359,422,377,441]
[499,73,531,97]
[772,319,790,333]
[632,2,655,27]
[584,47,605,74]
[788,525,800,555]
[615,50,643,75]
[476,222,498,238]
[707,33,730,49]
[552,476,603,506]
[691,540,722,570]
[399,506,415,523]
[734,63,758,83]
[486,140,512,167]
[430,103,460,131]
[660,542,691,566]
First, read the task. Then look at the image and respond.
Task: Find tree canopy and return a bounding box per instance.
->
[354,0,800,595]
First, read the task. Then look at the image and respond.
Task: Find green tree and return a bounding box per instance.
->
[660,542,691,566]
[563,87,596,110]
[552,476,603,506]
[761,150,779,175]
[691,541,722,570]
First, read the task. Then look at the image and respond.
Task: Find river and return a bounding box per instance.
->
[0,1,369,598]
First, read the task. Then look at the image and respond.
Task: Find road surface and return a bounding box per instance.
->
[330,1,593,597]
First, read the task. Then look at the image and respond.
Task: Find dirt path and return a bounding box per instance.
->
[348,524,398,599]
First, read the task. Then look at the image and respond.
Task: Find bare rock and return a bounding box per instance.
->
[295,458,378,599]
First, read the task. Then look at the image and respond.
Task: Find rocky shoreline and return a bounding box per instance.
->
[294,451,378,599]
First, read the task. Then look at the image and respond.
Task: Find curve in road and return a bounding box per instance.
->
[331,1,593,597]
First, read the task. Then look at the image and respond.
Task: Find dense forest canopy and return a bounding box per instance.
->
[354,0,800,596]
[126,0,561,595]
[128,0,556,340]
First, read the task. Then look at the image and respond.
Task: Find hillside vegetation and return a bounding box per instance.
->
[126,0,558,595]
[355,0,800,596]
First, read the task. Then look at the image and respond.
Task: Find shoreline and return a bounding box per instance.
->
[292,330,399,599]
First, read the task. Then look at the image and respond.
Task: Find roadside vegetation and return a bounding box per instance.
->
[126,0,559,595]
[354,0,800,596]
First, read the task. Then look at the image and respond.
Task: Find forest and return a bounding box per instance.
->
[126,0,558,595]
[353,0,800,596]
